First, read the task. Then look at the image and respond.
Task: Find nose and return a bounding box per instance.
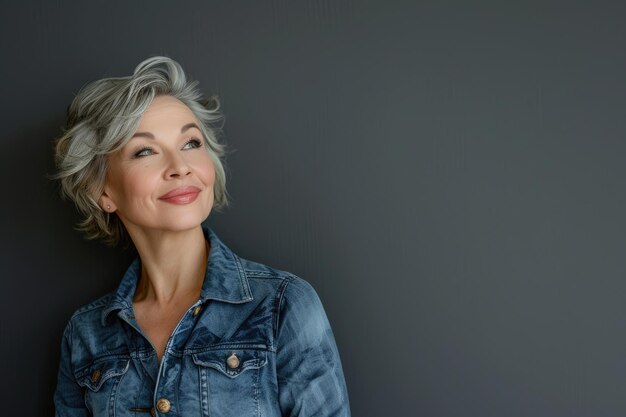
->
[164,151,192,179]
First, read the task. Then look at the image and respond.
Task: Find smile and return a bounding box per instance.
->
[158,186,201,205]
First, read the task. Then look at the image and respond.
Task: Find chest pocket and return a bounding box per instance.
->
[192,349,268,417]
[74,356,130,415]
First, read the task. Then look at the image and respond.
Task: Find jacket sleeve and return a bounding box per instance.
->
[275,276,351,417]
[54,321,90,417]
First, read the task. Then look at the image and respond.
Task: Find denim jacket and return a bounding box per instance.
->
[54,227,350,417]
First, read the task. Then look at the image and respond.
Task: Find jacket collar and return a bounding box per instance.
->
[101,226,253,325]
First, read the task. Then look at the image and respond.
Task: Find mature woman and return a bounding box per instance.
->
[53,57,350,417]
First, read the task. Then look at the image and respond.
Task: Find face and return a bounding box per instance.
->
[100,95,215,238]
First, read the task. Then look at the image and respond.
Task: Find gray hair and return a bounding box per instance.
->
[54,56,228,246]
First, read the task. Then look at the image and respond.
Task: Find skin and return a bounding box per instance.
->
[99,95,216,362]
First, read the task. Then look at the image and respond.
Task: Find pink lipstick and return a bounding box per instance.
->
[159,186,201,204]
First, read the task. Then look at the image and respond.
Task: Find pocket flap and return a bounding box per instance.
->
[74,356,130,391]
[192,349,267,378]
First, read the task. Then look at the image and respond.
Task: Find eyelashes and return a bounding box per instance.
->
[131,138,203,159]
[133,147,154,158]
[182,138,203,150]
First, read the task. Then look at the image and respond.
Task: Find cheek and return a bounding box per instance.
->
[125,177,157,200]
[194,153,217,186]
[109,165,160,203]
[125,167,161,198]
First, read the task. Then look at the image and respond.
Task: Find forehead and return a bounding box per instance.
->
[137,95,198,130]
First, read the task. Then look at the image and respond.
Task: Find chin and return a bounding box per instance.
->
[163,211,211,232]
[121,202,213,235]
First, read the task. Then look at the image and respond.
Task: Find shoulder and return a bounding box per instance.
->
[236,253,325,319]
[238,255,293,282]
[61,291,127,361]
[65,292,115,330]
[238,255,320,304]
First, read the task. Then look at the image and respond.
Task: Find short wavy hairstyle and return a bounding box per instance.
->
[54,56,228,246]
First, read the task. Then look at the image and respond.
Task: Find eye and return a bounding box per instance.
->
[132,147,155,158]
[182,138,203,150]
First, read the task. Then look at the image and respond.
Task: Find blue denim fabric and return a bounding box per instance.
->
[54,227,350,416]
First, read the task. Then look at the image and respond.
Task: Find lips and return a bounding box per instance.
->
[159,186,201,204]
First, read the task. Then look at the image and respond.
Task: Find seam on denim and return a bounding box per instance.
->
[165,349,185,359]
[134,366,147,413]
[201,296,252,304]
[73,355,131,381]
[206,367,212,417]
[175,362,181,417]
[192,358,267,378]
[184,343,270,354]
[273,275,293,348]
[83,385,91,414]
[233,253,253,299]
[244,271,287,278]
[109,359,129,417]
[199,364,209,417]
[64,321,79,385]
[72,292,115,316]
[254,361,261,417]
[130,348,154,359]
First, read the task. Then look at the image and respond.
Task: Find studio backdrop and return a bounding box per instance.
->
[2,1,626,416]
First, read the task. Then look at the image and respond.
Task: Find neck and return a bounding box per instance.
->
[128,226,209,305]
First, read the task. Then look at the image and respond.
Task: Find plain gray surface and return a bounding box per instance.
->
[2,1,626,415]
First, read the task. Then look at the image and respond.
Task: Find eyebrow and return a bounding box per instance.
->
[131,123,201,139]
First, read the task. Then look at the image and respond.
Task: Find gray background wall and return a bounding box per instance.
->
[1,1,626,415]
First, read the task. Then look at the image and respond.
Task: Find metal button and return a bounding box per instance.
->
[156,398,171,413]
[192,306,201,317]
[91,369,101,383]
[227,353,240,369]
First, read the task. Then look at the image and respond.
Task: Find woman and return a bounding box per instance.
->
[53,56,350,417]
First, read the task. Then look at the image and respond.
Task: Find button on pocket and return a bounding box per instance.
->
[74,356,131,415]
[74,356,130,392]
[192,349,267,378]
[226,353,240,369]
[91,369,101,384]
[192,348,268,417]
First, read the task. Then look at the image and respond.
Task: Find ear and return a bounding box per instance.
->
[98,191,118,213]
